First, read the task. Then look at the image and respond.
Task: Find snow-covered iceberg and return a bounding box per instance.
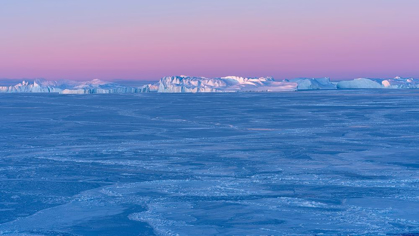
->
[157,76,419,92]
[60,79,138,94]
[0,80,63,93]
[158,76,298,93]
[1,76,418,94]
[1,76,333,94]
[336,77,419,89]
[0,79,157,94]
[337,78,383,89]
[289,78,337,90]
[380,77,419,89]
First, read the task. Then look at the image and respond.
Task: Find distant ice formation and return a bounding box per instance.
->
[337,78,383,89]
[0,76,418,94]
[289,78,337,90]
[158,76,297,93]
[0,79,156,94]
[336,77,419,89]
[0,80,63,93]
[380,76,419,89]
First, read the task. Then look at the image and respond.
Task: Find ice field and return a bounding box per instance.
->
[0,91,419,235]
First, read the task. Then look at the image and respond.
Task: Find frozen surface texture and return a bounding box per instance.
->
[0,91,419,235]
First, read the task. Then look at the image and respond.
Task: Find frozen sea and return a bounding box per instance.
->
[0,91,418,235]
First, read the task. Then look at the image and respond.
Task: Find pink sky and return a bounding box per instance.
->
[0,0,418,80]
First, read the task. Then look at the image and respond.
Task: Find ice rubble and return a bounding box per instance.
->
[0,76,417,94]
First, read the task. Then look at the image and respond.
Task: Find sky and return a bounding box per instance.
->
[0,0,418,80]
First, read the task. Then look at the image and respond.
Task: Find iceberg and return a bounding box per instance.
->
[380,76,419,89]
[0,79,156,94]
[158,75,298,93]
[289,78,337,90]
[337,78,383,89]
[336,77,419,89]
[1,76,418,94]
[0,80,63,93]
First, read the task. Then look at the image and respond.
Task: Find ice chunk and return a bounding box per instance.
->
[337,78,383,89]
[290,78,336,90]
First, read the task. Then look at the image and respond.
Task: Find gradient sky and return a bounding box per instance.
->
[1,0,418,80]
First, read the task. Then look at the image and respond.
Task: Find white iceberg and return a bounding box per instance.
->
[337,78,383,89]
[1,76,418,94]
[380,77,419,89]
[158,75,298,93]
[337,77,419,89]
[0,79,155,94]
[0,80,63,93]
[290,78,336,90]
